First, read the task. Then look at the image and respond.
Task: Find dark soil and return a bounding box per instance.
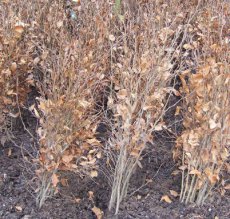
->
[0,92,229,219]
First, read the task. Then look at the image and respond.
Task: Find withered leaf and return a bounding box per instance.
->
[15,205,23,212]
[161,195,172,203]
[88,191,94,200]
[60,178,68,187]
[92,206,103,219]
[224,184,230,190]
[14,25,24,34]
[117,89,128,100]
[209,119,220,129]
[62,154,74,163]
[51,173,59,187]
[189,169,201,176]
[179,165,187,171]
[170,190,179,197]
[90,170,98,178]
[171,170,180,176]
[10,62,17,73]
[183,44,194,50]
[175,106,181,116]
[109,34,115,42]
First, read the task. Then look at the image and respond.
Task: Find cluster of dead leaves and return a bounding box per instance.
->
[107,24,176,161]
[177,58,229,183]
[0,0,111,209]
[0,3,35,144]
[106,0,196,212]
[1,0,229,214]
[175,33,229,205]
[173,1,229,204]
[28,1,114,207]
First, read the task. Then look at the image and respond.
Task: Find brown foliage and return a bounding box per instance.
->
[0,0,229,215]
[174,0,230,205]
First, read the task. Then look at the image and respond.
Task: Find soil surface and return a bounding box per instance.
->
[0,92,229,219]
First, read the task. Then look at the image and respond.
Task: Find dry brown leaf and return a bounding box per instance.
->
[225,163,230,173]
[189,169,201,176]
[154,122,166,131]
[220,188,226,196]
[159,27,174,42]
[130,148,140,157]
[183,44,194,50]
[88,191,94,200]
[8,148,12,157]
[224,184,230,190]
[96,151,102,159]
[197,179,204,190]
[175,106,181,116]
[211,148,218,163]
[209,119,217,129]
[116,104,129,118]
[14,25,24,34]
[15,205,23,212]
[62,154,74,163]
[143,105,154,111]
[109,34,115,42]
[200,148,210,163]
[10,62,17,73]
[209,174,219,185]
[74,197,81,204]
[89,149,96,154]
[179,165,187,171]
[146,179,153,183]
[86,138,101,145]
[33,57,40,65]
[161,195,172,203]
[170,190,179,197]
[51,173,59,187]
[171,170,180,175]
[202,102,210,112]
[90,170,98,178]
[205,168,219,185]
[80,158,97,166]
[117,89,128,100]
[60,178,68,187]
[220,148,229,161]
[78,99,91,108]
[0,136,7,146]
[33,108,40,118]
[41,51,49,60]
[92,206,103,219]
[57,21,63,28]
[164,87,181,96]
[107,96,114,108]
[188,131,199,147]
